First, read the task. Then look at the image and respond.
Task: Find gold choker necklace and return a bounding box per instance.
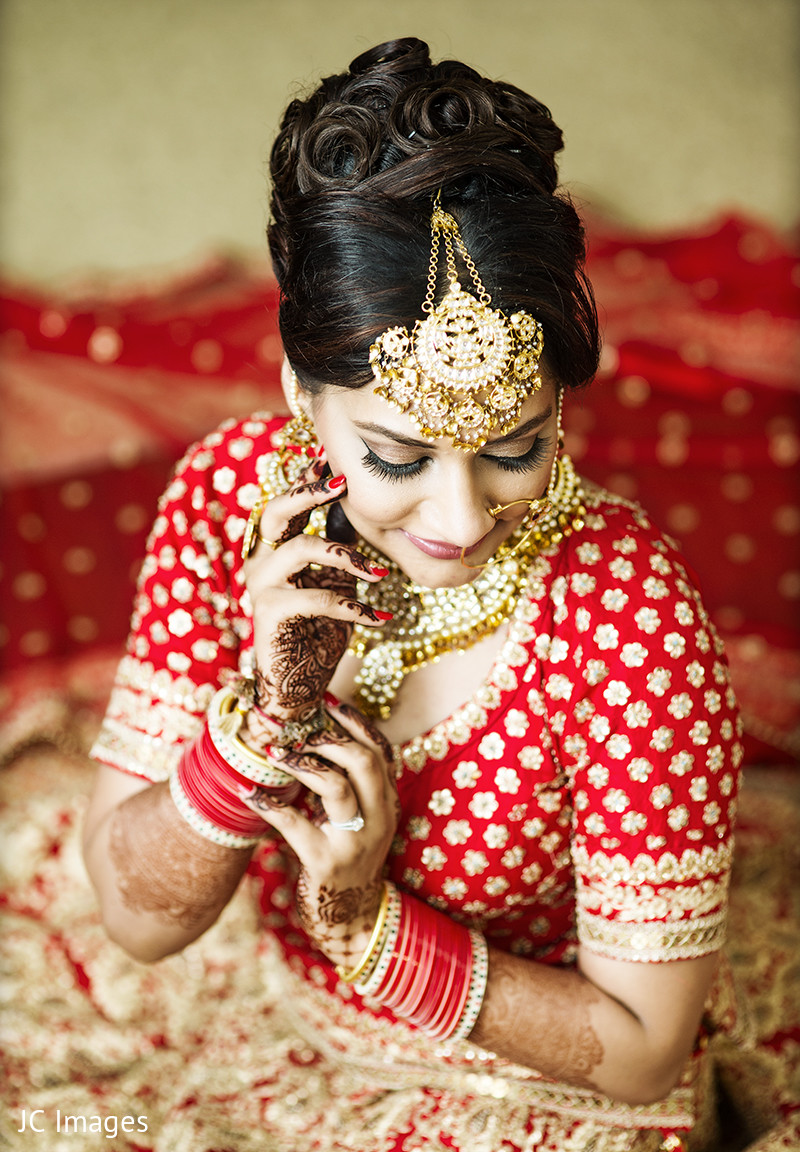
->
[349,452,585,719]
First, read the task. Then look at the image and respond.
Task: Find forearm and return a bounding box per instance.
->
[83,782,254,963]
[468,948,699,1106]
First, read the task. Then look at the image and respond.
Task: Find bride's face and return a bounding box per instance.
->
[308,380,560,589]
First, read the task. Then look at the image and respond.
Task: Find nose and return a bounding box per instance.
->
[425,462,492,548]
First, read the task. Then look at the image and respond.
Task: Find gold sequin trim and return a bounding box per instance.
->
[577,909,728,961]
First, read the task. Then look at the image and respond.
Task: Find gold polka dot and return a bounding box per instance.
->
[565,406,595,433]
[17,513,46,542]
[67,616,99,642]
[666,504,700,534]
[88,326,122,363]
[724,534,756,564]
[20,631,51,657]
[191,339,223,373]
[13,571,46,600]
[616,376,650,407]
[773,505,800,535]
[659,411,692,437]
[607,473,638,499]
[563,431,587,461]
[63,546,96,575]
[720,473,753,502]
[656,436,689,467]
[614,249,646,277]
[257,334,283,363]
[60,480,93,509]
[598,344,619,377]
[714,606,744,632]
[108,439,142,468]
[778,571,800,600]
[39,310,67,338]
[738,231,770,262]
[115,503,149,534]
[679,342,709,367]
[768,431,800,468]
[721,387,753,417]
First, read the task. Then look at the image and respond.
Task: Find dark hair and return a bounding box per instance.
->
[268,37,599,392]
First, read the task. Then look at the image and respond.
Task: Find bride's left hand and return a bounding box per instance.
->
[241,701,399,969]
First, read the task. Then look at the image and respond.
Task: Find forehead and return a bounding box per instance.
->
[316,380,556,449]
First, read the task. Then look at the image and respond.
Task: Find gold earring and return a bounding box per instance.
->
[286,367,305,420]
[241,371,321,561]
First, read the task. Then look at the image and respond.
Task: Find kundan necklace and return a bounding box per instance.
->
[348,450,585,719]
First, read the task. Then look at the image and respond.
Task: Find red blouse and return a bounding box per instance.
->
[91,412,742,979]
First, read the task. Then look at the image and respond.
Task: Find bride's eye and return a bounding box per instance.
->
[361,445,427,482]
[485,435,552,474]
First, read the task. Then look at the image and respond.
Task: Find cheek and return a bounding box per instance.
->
[337,469,418,528]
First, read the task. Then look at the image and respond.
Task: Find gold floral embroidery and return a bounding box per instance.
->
[90,655,215,780]
[578,909,727,961]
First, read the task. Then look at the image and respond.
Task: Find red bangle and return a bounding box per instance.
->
[172,724,269,846]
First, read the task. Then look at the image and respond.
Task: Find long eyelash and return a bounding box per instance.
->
[361,445,426,483]
[488,435,553,474]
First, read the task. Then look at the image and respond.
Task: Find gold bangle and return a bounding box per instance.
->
[335,881,390,984]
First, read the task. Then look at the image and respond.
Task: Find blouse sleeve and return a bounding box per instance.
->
[551,499,743,963]
[89,414,278,782]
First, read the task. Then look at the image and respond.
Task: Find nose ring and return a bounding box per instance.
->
[488,496,550,522]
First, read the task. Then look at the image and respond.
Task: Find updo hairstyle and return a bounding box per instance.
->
[268,38,599,393]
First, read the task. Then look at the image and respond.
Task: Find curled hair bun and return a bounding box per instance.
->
[269,39,599,395]
[270,37,563,213]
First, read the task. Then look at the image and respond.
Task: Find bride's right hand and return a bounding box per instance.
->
[242,457,389,737]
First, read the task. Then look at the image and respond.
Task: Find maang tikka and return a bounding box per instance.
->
[369,196,544,450]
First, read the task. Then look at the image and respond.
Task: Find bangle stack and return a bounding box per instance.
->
[170,686,302,848]
[336,882,489,1042]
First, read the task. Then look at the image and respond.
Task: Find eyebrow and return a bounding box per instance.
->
[354,408,553,450]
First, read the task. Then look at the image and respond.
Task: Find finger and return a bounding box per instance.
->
[238,785,329,858]
[283,708,394,810]
[267,749,363,828]
[256,471,347,551]
[252,584,393,629]
[253,533,388,588]
[326,702,395,765]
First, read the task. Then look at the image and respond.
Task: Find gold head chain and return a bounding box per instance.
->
[368,196,544,450]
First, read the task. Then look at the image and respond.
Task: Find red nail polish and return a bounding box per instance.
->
[370,565,389,577]
[326,474,346,490]
[375,610,394,621]
[324,691,340,707]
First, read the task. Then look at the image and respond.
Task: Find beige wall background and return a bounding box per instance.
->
[1,0,797,283]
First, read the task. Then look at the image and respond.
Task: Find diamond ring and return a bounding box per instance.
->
[327,811,365,832]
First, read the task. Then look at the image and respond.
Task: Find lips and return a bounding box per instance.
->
[401,529,490,560]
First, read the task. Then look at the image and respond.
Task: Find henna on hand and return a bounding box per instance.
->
[255,555,355,724]
[108,784,252,930]
[295,869,383,967]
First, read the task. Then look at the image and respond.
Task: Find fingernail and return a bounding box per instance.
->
[324,691,340,707]
[375,610,394,621]
[326,474,346,490]
[370,565,389,577]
